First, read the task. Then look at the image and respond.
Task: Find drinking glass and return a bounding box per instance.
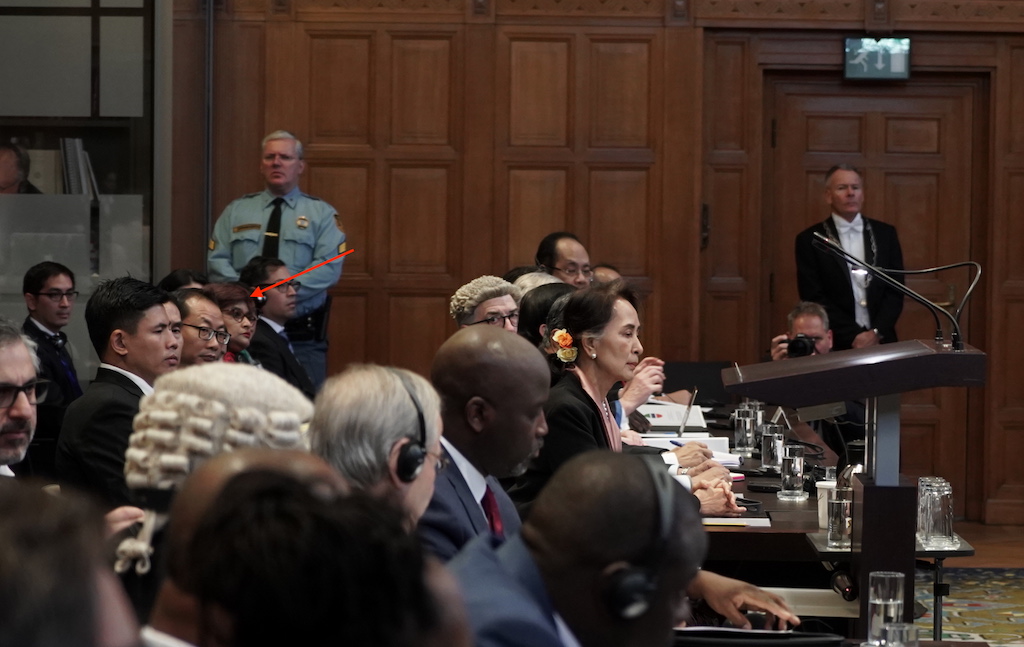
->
[760,424,785,472]
[778,444,808,500]
[868,571,905,645]
[880,622,918,647]
[733,407,757,455]
[826,487,853,548]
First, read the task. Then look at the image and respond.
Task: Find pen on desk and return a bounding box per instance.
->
[670,440,685,447]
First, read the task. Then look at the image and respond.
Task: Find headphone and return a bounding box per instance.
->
[394,374,428,483]
[604,460,676,620]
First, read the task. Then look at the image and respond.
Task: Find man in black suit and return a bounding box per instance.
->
[417,326,549,561]
[239,256,316,399]
[20,261,83,479]
[56,278,182,508]
[795,164,905,351]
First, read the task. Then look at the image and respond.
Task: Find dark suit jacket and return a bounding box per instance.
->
[247,319,316,399]
[508,372,662,518]
[20,318,82,479]
[449,534,564,647]
[55,367,143,508]
[795,217,905,351]
[417,446,522,562]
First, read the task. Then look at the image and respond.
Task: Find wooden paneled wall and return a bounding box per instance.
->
[171,0,1024,523]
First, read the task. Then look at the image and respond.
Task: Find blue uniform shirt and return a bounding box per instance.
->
[208,187,346,317]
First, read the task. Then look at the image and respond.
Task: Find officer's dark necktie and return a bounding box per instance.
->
[262,197,285,258]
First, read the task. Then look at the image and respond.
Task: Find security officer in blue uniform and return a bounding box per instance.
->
[208,130,345,390]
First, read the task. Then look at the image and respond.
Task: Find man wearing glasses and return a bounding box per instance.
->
[0,319,46,476]
[172,289,230,366]
[534,231,594,289]
[208,131,346,390]
[449,276,522,332]
[240,257,316,399]
[19,261,82,479]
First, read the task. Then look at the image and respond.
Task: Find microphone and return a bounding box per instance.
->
[811,231,967,351]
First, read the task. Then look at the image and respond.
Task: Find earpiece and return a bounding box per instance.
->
[604,461,675,620]
[395,375,427,483]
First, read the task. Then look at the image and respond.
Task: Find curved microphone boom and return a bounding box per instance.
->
[811,231,966,351]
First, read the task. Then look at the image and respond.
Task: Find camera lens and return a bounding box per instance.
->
[787,334,815,358]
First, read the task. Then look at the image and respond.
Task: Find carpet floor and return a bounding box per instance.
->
[916,568,1024,645]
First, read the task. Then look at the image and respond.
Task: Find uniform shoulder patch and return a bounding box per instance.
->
[338,242,347,254]
[208,238,216,251]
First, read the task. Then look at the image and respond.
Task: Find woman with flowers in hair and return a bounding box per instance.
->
[508,280,741,518]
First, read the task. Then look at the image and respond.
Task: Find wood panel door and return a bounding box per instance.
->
[764,75,986,515]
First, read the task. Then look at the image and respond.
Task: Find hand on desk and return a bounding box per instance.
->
[671,442,713,467]
[688,570,801,630]
[687,460,730,488]
[693,478,744,516]
[620,428,646,446]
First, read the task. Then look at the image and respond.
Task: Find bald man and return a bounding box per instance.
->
[451,452,799,647]
[418,326,549,561]
[143,448,347,646]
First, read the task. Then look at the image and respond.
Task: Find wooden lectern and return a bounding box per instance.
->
[722,340,985,636]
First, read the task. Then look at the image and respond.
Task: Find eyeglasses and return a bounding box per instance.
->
[181,323,231,345]
[425,450,450,472]
[0,380,49,408]
[32,291,79,302]
[470,311,520,327]
[552,266,594,279]
[258,281,301,293]
[223,307,257,324]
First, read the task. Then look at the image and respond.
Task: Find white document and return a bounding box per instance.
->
[701,517,771,527]
[640,436,731,455]
[637,400,706,430]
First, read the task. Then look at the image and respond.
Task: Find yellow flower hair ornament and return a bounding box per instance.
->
[552,328,578,363]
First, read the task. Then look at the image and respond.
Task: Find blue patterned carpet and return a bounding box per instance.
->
[916,568,1024,645]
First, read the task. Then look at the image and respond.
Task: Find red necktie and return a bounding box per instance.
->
[481,486,504,538]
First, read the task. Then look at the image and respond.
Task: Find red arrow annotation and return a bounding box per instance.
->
[249,249,355,298]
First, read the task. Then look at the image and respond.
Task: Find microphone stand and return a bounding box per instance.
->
[811,231,966,351]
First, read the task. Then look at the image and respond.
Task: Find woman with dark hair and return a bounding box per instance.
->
[203,282,260,365]
[517,282,575,349]
[508,280,740,517]
[157,268,208,293]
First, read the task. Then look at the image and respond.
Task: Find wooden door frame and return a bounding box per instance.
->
[760,71,990,519]
[702,30,994,520]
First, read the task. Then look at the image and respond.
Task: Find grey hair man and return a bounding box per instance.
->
[0,319,42,473]
[449,276,523,332]
[310,364,443,525]
[770,301,834,361]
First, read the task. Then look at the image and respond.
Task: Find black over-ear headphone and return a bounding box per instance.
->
[604,460,676,620]
[394,374,428,483]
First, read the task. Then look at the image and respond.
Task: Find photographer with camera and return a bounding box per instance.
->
[767,302,865,466]
[770,301,833,361]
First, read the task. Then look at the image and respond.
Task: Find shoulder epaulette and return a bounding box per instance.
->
[241,192,261,199]
[299,193,323,202]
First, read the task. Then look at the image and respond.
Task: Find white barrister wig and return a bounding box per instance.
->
[116,363,314,574]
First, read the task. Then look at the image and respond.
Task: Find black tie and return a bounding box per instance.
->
[53,333,83,398]
[262,197,285,258]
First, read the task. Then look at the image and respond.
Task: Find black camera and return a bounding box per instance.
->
[786,333,816,358]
